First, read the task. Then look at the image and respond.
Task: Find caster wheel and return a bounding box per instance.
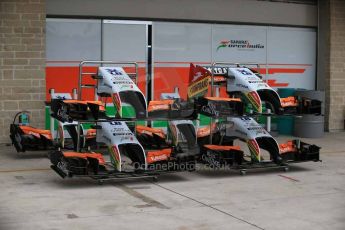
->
[240,170,246,176]
[284,167,289,172]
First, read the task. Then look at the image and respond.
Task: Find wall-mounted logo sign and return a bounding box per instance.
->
[216,40,265,51]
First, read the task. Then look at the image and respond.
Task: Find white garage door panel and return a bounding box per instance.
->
[102,22,146,62]
[153,22,212,63]
[268,27,316,63]
[267,27,316,89]
[102,21,148,96]
[46,18,101,63]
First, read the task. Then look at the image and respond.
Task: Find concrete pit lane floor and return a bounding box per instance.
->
[0,133,345,230]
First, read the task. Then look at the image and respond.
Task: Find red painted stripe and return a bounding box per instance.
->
[278,174,300,182]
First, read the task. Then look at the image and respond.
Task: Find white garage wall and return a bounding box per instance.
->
[46,0,317,27]
[267,27,316,89]
[102,21,147,63]
[46,19,317,97]
[153,22,212,64]
[153,22,316,90]
[46,18,102,65]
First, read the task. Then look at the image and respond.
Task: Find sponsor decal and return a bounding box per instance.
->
[110,121,122,126]
[110,125,133,137]
[216,39,265,52]
[202,151,221,168]
[120,136,134,142]
[27,131,40,139]
[240,117,252,121]
[255,130,267,136]
[216,40,230,51]
[279,142,297,154]
[188,77,209,98]
[247,139,260,162]
[256,83,268,88]
[201,101,219,117]
[112,132,133,137]
[57,160,68,175]
[248,80,264,84]
[112,93,122,116]
[235,83,249,89]
[113,81,133,85]
[192,71,203,82]
[106,68,123,76]
[246,91,262,113]
[188,64,212,99]
[205,66,228,75]
[110,145,121,170]
[212,76,227,83]
[247,126,265,131]
[149,154,169,163]
[55,95,67,99]
[236,69,253,76]
[120,84,134,89]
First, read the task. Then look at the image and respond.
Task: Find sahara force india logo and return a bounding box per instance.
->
[216,40,265,51]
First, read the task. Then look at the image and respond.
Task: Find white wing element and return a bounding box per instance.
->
[225,117,281,163]
[97,67,147,118]
[226,117,272,140]
[96,121,147,172]
[226,68,282,113]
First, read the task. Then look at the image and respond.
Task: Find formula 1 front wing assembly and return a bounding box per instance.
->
[197,117,321,168]
[10,124,53,152]
[147,99,197,119]
[195,97,244,117]
[198,139,320,170]
[96,67,147,119]
[49,150,107,178]
[9,111,54,152]
[50,99,107,122]
[279,140,320,162]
